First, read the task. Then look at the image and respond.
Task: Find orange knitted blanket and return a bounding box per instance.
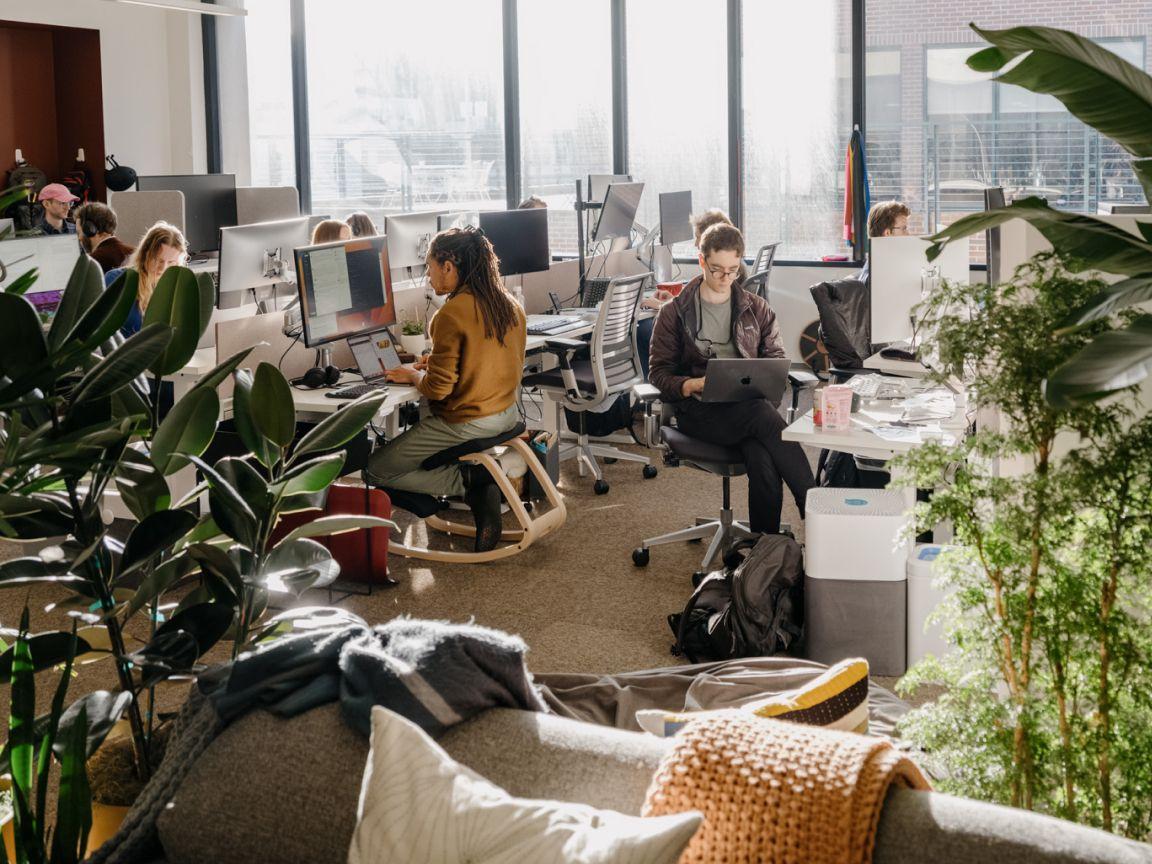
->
[642,711,931,864]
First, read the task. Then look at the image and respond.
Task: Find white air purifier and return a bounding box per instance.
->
[906,543,956,667]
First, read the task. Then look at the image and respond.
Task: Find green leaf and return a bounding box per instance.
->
[51,701,92,864]
[190,457,260,549]
[9,614,35,815]
[124,553,194,618]
[127,631,198,688]
[115,447,172,519]
[927,198,1152,277]
[0,633,95,683]
[260,538,340,594]
[68,322,172,407]
[277,453,345,497]
[186,542,241,596]
[4,266,38,296]
[290,390,387,464]
[196,271,215,334]
[119,509,199,577]
[150,387,220,475]
[143,266,208,376]
[47,253,106,351]
[55,691,133,761]
[188,346,254,395]
[152,602,234,658]
[38,626,79,835]
[0,293,49,381]
[278,514,396,543]
[64,266,140,355]
[1045,315,1152,407]
[231,368,277,469]
[1057,275,1152,332]
[969,24,1152,201]
[214,456,274,524]
[0,557,84,591]
[251,362,296,447]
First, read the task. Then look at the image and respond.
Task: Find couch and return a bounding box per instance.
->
[149,701,1152,864]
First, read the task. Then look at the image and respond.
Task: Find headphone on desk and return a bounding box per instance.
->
[296,364,341,388]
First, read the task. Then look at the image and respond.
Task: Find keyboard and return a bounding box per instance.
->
[526,315,582,336]
[325,382,387,400]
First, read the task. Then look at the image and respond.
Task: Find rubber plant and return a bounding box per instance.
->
[923,24,1152,408]
[0,247,392,814]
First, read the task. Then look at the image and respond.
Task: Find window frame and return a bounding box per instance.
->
[212,0,871,265]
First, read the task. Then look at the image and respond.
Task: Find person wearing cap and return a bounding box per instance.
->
[37,183,78,235]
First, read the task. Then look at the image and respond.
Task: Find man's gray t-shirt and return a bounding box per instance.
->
[695,297,738,358]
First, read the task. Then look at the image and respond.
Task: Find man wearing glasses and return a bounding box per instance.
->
[648,223,814,536]
[858,200,911,283]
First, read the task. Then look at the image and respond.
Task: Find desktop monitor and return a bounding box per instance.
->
[588,173,632,203]
[384,210,446,269]
[984,187,1005,286]
[658,191,693,246]
[218,216,311,303]
[478,208,550,276]
[136,174,237,256]
[437,211,478,232]
[592,182,644,243]
[870,235,970,343]
[294,235,397,348]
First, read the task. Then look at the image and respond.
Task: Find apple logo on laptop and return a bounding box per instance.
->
[740,376,751,386]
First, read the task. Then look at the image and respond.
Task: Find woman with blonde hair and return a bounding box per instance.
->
[104,221,188,337]
[312,219,352,244]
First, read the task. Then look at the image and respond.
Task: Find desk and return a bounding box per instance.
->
[863,350,930,378]
[783,393,971,461]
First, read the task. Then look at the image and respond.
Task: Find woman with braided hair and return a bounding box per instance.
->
[367,226,527,552]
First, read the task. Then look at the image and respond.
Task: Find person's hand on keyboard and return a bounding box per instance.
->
[385,365,423,386]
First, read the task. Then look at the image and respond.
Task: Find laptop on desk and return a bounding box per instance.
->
[701,358,791,404]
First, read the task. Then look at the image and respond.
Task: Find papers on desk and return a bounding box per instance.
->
[868,423,956,446]
[900,390,957,423]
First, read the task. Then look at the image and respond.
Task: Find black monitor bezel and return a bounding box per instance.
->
[293,235,396,348]
[134,173,238,255]
[478,208,551,276]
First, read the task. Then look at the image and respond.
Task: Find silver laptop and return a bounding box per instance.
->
[701,358,791,403]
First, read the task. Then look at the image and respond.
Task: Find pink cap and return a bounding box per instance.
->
[38,183,79,203]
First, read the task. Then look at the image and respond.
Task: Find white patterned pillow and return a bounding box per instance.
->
[349,707,701,864]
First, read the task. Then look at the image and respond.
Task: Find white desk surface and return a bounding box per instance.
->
[289,375,419,417]
[783,393,970,460]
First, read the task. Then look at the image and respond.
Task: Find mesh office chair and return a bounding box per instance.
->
[523,272,657,495]
[742,242,780,299]
[630,368,817,573]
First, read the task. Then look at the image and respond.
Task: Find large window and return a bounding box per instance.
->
[244,0,295,188]
[742,0,853,260]
[866,2,1151,258]
[626,0,728,258]
[518,1,613,255]
[303,0,506,225]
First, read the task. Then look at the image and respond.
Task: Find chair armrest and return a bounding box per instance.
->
[631,382,660,403]
[539,337,587,371]
[787,369,819,389]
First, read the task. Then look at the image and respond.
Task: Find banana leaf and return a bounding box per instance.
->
[1045,315,1152,407]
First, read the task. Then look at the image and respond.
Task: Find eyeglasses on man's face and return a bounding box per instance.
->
[706,266,741,279]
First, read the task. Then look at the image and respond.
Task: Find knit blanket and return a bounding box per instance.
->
[643,711,930,864]
[87,616,546,864]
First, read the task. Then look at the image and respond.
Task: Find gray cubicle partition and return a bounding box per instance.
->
[236,186,300,225]
[107,189,186,247]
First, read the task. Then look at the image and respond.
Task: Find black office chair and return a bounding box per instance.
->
[808,277,876,380]
[629,368,817,573]
[370,422,566,564]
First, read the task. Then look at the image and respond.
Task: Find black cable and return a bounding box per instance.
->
[278,331,301,371]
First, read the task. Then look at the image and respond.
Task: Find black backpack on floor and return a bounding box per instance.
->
[668,534,805,663]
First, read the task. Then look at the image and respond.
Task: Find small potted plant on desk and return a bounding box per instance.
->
[398,319,427,359]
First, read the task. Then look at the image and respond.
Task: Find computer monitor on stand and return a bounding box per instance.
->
[294,235,398,377]
[870,235,970,344]
[218,216,311,309]
[574,179,644,303]
[136,174,238,259]
[384,210,447,277]
[437,212,479,231]
[478,208,550,276]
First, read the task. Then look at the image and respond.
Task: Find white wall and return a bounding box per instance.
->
[1,0,207,177]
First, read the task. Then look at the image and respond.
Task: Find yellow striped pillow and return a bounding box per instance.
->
[636,658,870,738]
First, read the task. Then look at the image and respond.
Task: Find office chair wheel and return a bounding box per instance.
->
[593,479,610,495]
[642,465,658,479]
[632,547,650,567]
[603,457,618,464]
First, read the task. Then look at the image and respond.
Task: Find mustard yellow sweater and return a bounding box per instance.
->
[417,290,527,423]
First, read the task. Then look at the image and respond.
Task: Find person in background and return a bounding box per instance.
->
[74,202,134,272]
[104,222,188,337]
[346,212,377,237]
[36,183,78,235]
[649,223,814,536]
[858,200,910,283]
[517,195,547,209]
[367,227,527,553]
[312,219,352,244]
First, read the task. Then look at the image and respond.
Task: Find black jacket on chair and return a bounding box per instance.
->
[809,277,872,371]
